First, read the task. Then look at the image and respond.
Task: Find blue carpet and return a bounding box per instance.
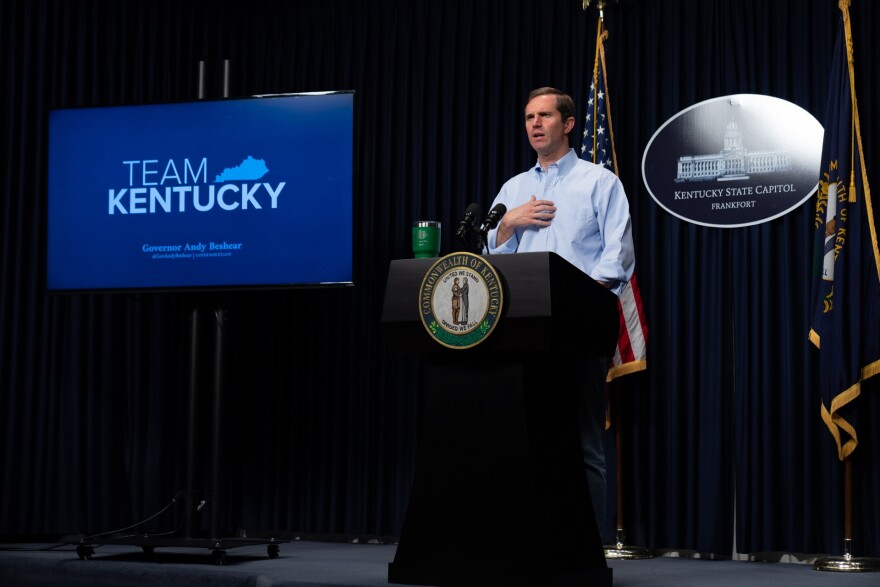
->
[1,540,879,586]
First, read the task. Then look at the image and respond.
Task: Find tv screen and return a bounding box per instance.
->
[46,91,354,292]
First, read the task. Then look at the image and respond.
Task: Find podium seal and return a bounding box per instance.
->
[418,252,503,349]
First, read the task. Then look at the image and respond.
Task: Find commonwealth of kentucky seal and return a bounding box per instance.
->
[418,252,503,349]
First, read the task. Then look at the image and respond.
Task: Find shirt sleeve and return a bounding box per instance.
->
[589,173,635,296]
[485,187,518,254]
[487,227,518,254]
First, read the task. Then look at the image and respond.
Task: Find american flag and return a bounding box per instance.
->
[580,19,648,382]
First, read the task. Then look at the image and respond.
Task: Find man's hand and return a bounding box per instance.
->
[494,195,557,246]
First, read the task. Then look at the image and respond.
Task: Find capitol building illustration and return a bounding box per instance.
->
[675,117,792,182]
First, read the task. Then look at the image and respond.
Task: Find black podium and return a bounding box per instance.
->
[382,252,618,586]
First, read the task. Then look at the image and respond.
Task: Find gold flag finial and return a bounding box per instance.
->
[583,1,615,15]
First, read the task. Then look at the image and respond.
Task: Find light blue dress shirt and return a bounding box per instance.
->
[487,149,635,296]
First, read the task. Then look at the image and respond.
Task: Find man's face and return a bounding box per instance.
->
[524,94,574,159]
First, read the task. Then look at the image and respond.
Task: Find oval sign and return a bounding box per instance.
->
[642,94,823,228]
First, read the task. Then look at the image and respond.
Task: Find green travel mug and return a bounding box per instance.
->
[412,221,441,258]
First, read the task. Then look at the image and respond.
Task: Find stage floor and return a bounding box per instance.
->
[2,539,879,586]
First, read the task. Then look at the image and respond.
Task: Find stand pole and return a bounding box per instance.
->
[183,308,200,539]
[845,456,852,541]
[814,457,880,572]
[208,308,225,540]
[603,380,651,560]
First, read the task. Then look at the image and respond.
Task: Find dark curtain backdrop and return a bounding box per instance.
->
[2,0,879,557]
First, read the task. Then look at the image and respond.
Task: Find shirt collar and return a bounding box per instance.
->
[532,148,578,177]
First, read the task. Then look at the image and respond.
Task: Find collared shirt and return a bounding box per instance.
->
[487,148,635,296]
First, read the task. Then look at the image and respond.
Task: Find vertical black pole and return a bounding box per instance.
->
[198,61,206,100]
[208,308,226,540]
[200,59,231,543]
[222,60,231,99]
[183,308,200,539]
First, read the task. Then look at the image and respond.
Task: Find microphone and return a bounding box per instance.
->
[455,202,482,241]
[479,203,507,233]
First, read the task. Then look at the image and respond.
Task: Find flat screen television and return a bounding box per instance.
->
[46,91,354,292]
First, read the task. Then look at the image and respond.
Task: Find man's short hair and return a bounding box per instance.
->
[527,87,576,124]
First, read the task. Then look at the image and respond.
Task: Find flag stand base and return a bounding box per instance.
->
[603,528,652,560]
[814,539,880,572]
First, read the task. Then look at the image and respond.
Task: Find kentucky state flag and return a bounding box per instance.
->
[580,18,648,382]
[809,2,880,461]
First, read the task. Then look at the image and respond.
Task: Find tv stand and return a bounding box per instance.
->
[72,307,285,565]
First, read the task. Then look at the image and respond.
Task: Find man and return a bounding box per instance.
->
[460,276,470,324]
[486,87,635,531]
[451,277,461,326]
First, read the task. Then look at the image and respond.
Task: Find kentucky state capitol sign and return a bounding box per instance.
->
[642,94,823,228]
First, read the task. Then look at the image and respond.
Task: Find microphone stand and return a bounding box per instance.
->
[456,225,485,255]
[475,206,505,253]
[477,229,489,255]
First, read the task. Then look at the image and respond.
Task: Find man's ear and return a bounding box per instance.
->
[564,116,575,134]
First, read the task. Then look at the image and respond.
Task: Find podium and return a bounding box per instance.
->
[382,252,618,586]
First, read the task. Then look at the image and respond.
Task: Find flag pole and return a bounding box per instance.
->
[581,0,652,561]
[813,457,880,571]
[811,1,879,572]
[603,380,651,560]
